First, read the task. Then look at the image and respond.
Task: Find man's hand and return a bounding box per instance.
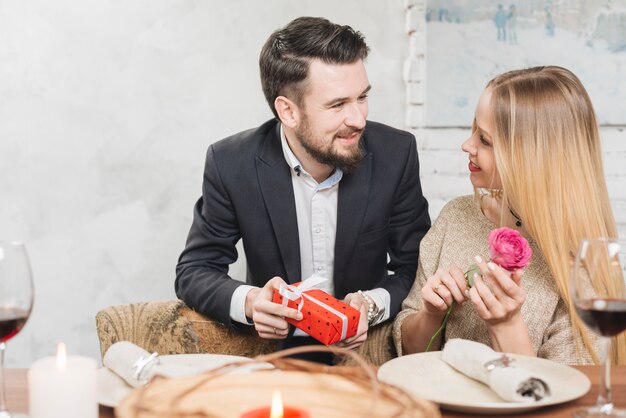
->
[245,276,303,339]
[335,292,369,350]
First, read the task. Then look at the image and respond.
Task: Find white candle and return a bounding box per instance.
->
[28,342,97,418]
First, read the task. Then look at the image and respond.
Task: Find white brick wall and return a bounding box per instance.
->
[404,0,626,239]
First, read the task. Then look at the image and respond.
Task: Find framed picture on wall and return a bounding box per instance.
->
[425,0,626,127]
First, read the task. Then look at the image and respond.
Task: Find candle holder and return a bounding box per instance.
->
[240,405,310,418]
[240,389,309,418]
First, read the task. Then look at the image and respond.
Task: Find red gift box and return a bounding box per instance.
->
[272,281,360,346]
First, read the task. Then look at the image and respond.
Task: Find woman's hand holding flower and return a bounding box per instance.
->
[423,227,533,353]
[469,255,526,325]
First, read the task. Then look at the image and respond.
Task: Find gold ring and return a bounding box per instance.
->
[433,284,440,294]
[273,327,278,335]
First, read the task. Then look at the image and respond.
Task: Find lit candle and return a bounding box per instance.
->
[240,390,309,418]
[28,342,97,418]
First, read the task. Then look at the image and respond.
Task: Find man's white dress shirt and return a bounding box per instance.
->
[229,126,390,328]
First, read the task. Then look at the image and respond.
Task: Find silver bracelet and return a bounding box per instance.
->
[357,290,379,324]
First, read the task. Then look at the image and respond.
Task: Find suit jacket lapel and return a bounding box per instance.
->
[335,147,372,282]
[256,125,301,283]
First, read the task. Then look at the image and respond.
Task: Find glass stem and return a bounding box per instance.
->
[0,342,7,413]
[597,336,614,413]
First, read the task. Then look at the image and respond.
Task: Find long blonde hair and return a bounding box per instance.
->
[487,66,625,365]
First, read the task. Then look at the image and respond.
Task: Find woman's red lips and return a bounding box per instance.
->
[468,161,481,172]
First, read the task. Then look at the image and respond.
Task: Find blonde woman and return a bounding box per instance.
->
[394,66,625,365]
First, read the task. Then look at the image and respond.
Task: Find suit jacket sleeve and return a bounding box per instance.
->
[175,145,245,330]
[381,138,430,317]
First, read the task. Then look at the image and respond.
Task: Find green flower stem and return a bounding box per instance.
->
[424,263,478,352]
[425,302,455,352]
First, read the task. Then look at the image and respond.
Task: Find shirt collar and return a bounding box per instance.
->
[280,125,304,176]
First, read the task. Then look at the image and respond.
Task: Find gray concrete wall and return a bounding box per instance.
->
[0,0,407,366]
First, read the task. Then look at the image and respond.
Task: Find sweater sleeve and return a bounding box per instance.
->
[537,297,599,365]
[393,202,450,356]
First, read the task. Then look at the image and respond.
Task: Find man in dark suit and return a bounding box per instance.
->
[175,17,430,361]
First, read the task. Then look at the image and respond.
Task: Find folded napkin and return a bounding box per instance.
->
[441,339,550,402]
[103,342,202,388]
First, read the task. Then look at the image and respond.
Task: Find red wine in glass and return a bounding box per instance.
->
[575,298,626,337]
[571,238,626,418]
[0,241,34,418]
[0,307,30,343]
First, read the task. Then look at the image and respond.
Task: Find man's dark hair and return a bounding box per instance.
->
[259,17,370,119]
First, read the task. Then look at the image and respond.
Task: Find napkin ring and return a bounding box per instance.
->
[484,354,513,371]
[133,352,159,385]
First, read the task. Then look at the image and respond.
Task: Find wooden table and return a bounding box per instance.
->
[5,366,625,417]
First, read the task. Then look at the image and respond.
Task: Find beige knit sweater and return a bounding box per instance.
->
[393,195,597,365]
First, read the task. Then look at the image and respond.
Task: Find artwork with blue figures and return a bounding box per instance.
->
[425,0,626,126]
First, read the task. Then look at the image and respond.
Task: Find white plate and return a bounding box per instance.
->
[378,351,591,414]
[98,353,270,408]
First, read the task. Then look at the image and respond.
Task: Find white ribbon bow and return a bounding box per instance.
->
[278,275,328,311]
[278,275,350,341]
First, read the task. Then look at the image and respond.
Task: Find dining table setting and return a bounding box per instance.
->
[1,240,626,418]
[5,352,626,418]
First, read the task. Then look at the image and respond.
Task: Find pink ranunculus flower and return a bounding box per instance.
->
[488,227,533,271]
[425,226,532,351]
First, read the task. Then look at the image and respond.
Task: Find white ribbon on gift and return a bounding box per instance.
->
[278,275,349,341]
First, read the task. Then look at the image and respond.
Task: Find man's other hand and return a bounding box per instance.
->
[335,293,369,349]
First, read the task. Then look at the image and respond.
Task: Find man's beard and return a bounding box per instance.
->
[295,119,365,173]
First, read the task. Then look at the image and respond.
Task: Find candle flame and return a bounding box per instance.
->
[56,342,67,371]
[270,389,283,418]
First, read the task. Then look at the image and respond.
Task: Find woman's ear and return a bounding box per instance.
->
[274,96,299,128]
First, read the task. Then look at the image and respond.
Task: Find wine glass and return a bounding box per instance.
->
[0,242,34,418]
[571,237,626,418]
